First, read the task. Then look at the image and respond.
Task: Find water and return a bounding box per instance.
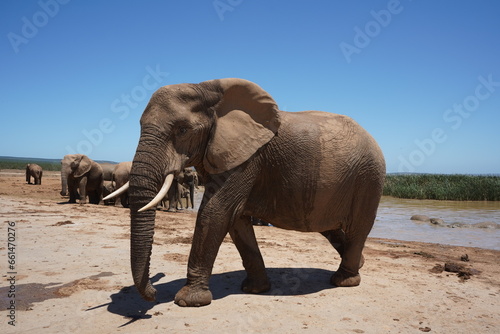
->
[191,190,500,250]
[370,197,500,250]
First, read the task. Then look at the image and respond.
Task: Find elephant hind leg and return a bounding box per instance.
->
[321,229,346,257]
[229,215,270,294]
[321,229,364,269]
[321,228,366,287]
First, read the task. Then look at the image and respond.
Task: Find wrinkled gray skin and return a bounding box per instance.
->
[60,154,103,204]
[112,161,132,208]
[26,163,43,185]
[128,78,386,307]
[100,163,117,182]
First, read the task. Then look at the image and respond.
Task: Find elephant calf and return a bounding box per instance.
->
[26,163,43,185]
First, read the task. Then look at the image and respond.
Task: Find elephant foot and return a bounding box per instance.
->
[331,268,361,287]
[174,285,212,307]
[241,276,271,294]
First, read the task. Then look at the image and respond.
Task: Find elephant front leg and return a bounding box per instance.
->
[229,215,270,294]
[174,214,228,307]
[78,177,88,204]
[68,178,78,203]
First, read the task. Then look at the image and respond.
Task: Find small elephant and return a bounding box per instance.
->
[26,163,43,185]
[113,78,385,307]
[164,183,191,211]
[179,185,191,209]
[181,167,198,209]
[111,161,132,208]
[60,154,103,204]
[160,172,187,212]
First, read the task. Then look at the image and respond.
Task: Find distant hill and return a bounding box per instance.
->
[0,156,118,171]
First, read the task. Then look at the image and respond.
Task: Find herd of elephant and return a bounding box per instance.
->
[25,155,200,211]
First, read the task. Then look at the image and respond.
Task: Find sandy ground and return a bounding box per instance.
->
[0,170,499,333]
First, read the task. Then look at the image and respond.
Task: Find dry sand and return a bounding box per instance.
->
[0,170,499,333]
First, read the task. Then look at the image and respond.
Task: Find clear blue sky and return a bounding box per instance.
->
[1,0,499,174]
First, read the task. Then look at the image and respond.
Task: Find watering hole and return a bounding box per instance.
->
[370,197,500,250]
[191,190,500,250]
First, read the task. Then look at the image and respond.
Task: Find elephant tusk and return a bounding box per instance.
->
[138,174,174,212]
[103,181,130,200]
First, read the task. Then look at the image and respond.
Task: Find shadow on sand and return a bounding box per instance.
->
[87,267,335,327]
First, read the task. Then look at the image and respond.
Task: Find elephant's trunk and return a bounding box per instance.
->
[128,139,169,302]
[60,169,68,196]
[130,203,157,301]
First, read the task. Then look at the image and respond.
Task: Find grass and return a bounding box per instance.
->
[2,156,499,201]
[0,159,61,171]
[383,174,500,201]
[0,156,117,172]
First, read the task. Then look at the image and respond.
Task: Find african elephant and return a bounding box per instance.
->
[160,172,186,212]
[107,78,386,307]
[60,154,103,204]
[181,167,198,209]
[179,184,191,209]
[100,162,117,182]
[112,161,132,208]
[26,163,43,185]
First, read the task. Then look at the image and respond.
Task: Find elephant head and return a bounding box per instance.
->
[126,78,281,301]
[25,164,32,184]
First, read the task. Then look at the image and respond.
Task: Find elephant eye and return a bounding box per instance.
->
[178,127,188,135]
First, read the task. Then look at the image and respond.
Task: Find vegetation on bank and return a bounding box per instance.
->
[2,157,499,201]
[0,158,61,171]
[383,174,500,201]
[0,156,116,172]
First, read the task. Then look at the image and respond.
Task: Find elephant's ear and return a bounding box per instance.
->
[73,155,92,178]
[203,78,282,174]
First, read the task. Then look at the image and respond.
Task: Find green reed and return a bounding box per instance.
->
[383,174,500,201]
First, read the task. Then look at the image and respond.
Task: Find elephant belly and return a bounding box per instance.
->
[245,184,349,233]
